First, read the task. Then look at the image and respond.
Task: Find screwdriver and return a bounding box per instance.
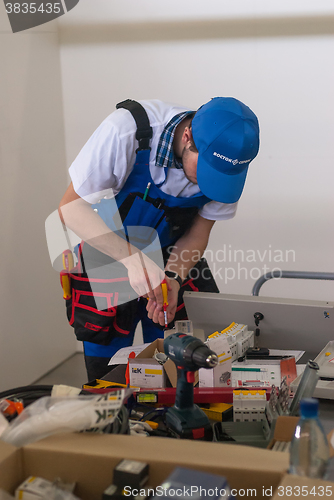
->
[62,249,74,272]
[60,249,74,300]
[161,279,168,328]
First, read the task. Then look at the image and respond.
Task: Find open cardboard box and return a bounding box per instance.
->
[268,417,334,454]
[267,416,299,450]
[0,432,291,500]
[130,338,200,389]
[129,339,177,388]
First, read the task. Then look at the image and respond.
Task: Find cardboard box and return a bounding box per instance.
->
[267,416,299,450]
[129,359,165,389]
[129,339,177,388]
[328,428,334,458]
[0,432,291,500]
[199,336,232,388]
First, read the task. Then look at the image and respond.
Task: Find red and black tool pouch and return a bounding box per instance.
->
[62,242,140,344]
[65,269,139,345]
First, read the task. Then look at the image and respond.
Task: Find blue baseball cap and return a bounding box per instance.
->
[192,97,260,203]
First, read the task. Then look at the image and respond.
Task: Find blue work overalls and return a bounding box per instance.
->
[65,101,218,380]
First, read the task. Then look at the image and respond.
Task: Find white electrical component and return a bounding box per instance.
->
[207,323,254,362]
[233,390,267,422]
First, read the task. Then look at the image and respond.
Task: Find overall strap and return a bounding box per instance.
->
[116,99,153,152]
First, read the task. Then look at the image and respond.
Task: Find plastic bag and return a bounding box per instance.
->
[1,390,131,447]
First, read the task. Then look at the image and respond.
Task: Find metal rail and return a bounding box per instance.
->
[252,271,334,296]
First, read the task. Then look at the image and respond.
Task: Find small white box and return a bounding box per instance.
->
[129,358,165,388]
[199,337,232,387]
[15,476,53,500]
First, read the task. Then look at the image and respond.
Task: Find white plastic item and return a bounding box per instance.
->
[0,412,9,438]
[15,476,81,500]
[1,390,131,447]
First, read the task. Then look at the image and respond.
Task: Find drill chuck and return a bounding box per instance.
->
[205,353,219,368]
[192,346,218,369]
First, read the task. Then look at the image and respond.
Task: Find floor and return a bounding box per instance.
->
[33,352,89,389]
[32,326,144,389]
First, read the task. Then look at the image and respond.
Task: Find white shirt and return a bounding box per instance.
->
[69,99,238,221]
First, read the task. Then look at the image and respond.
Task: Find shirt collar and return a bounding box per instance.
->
[155,111,194,170]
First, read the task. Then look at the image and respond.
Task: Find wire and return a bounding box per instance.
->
[0,385,53,405]
[101,405,129,435]
[139,408,167,422]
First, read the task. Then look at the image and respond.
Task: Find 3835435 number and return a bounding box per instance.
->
[277,485,332,496]
[5,3,61,14]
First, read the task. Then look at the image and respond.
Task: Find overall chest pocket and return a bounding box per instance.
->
[119,194,169,249]
[117,193,199,250]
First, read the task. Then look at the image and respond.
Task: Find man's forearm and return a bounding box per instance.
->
[59,196,139,263]
[59,192,165,298]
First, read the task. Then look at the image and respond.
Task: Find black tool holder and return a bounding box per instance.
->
[245,312,270,358]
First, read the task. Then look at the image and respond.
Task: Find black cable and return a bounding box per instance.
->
[139,408,167,422]
[0,385,53,405]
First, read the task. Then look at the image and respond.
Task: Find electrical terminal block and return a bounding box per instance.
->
[233,390,267,422]
[208,323,254,361]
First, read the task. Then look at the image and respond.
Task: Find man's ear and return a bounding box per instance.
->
[182,126,193,144]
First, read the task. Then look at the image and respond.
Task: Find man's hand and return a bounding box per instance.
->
[146,277,180,327]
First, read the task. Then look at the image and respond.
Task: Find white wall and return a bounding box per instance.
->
[0,7,77,391]
[58,0,334,302]
[58,0,334,24]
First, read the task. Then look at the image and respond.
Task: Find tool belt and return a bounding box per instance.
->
[64,253,218,345]
[64,257,138,345]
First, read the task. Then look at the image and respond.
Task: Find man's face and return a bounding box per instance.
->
[181,143,198,184]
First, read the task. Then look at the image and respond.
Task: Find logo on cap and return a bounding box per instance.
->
[213,151,251,166]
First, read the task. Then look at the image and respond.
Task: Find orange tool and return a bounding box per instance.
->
[161,279,168,328]
[0,399,24,417]
[60,249,74,300]
[125,351,137,387]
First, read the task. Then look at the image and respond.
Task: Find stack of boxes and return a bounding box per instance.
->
[207,323,254,362]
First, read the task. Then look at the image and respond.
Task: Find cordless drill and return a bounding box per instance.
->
[164,333,218,440]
